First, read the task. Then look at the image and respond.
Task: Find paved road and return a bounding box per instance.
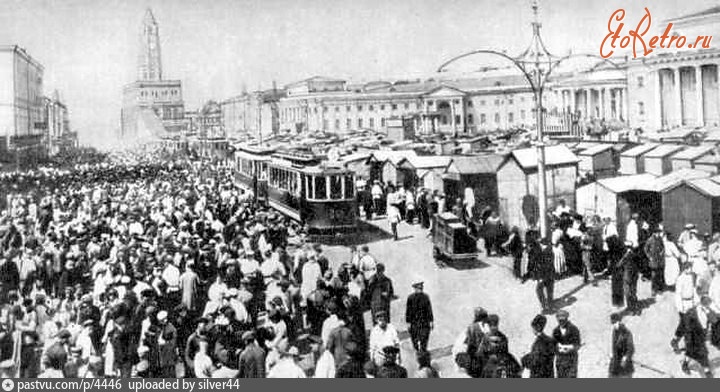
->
[320,218,720,378]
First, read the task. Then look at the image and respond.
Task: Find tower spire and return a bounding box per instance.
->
[137,8,162,81]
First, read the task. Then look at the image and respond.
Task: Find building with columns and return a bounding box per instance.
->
[627,6,720,131]
[551,67,628,123]
[273,71,627,137]
[120,8,185,141]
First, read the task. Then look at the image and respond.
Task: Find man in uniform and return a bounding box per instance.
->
[405,281,434,353]
[552,310,581,378]
[521,314,556,378]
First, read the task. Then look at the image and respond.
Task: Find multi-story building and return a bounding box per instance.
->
[43,90,75,155]
[275,72,627,137]
[0,45,46,159]
[120,8,185,141]
[627,6,720,131]
[220,87,284,140]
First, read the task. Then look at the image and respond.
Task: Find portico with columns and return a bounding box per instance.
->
[553,84,628,122]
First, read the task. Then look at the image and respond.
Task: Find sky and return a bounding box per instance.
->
[0,0,715,146]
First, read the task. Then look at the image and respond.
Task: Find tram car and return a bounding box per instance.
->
[234,145,358,233]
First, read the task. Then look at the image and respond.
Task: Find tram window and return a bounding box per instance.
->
[344,175,354,199]
[306,175,313,198]
[314,176,327,199]
[330,176,342,200]
[291,173,298,194]
[300,174,306,197]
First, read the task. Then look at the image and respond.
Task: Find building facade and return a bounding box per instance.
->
[274,72,627,137]
[220,88,283,140]
[627,6,720,131]
[0,45,45,158]
[120,8,185,141]
[43,91,76,155]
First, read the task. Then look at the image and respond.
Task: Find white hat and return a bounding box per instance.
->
[157,310,168,322]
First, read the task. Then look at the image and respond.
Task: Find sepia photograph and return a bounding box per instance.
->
[1,0,720,381]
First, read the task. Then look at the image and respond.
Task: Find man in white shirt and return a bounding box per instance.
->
[358,245,377,281]
[625,213,639,249]
[193,338,215,378]
[368,312,400,367]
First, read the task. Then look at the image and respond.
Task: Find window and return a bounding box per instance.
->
[314,176,327,199]
[335,106,339,112]
[346,119,352,129]
[521,110,526,120]
[480,100,486,106]
[508,112,514,123]
[454,99,460,105]
[323,106,328,112]
[416,103,421,110]
[357,105,363,111]
[314,107,318,113]
[369,105,374,111]
[638,102,645,115]
[428,101,434,107]
[494,99,500,106]
[369,118,375,128]
[520,97,525,102]
[358,118,363,128]
[335,119,340,130]
[330,176,343,200]
[480,114,486,124]
[508,98,514,105]
[381,118,386,127]
[380,104,386,110]
[404,103,409,110]
[455,115,461,124]
[468,114,474,124]
[346,106,351,112]
[323,119,328,129]
[344,175,354,199]
[467,101,473,107]
[391,104,398,110]
[637,76,644,87]
[494,113,500,123]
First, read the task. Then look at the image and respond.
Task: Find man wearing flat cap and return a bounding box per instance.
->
[552,310,581,378]
[521,314,556,378]
[238,330,266,378]
[405,281,434,353]
[608,313,634,378]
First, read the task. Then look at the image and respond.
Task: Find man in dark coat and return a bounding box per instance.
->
[524,236,555,312]
[622,243,641,315]
[521,314,556,378]
[405,281,433,353]
[375,346,407,378]
[326,316,355,369]
[237,331,266,378]
[465,307,489,378]
[335,342,366,378]
[366,263,394,322]
[643,226,665,296]
[552,310,581,378]
[608,313,634,378]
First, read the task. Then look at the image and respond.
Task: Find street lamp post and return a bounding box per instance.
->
[437,0,618,238]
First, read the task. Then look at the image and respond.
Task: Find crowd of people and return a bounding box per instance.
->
[2,147,719,378]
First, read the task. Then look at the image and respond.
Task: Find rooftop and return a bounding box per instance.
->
[644,144,685,158]
[596,173,658,193]
[446,155,505,174]
[670,145,715,161]
[621,143,659,157]
[510,144,579,169]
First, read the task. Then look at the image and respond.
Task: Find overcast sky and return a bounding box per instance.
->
[0,0,713,145]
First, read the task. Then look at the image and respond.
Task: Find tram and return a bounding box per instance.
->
[234,145,358,233]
